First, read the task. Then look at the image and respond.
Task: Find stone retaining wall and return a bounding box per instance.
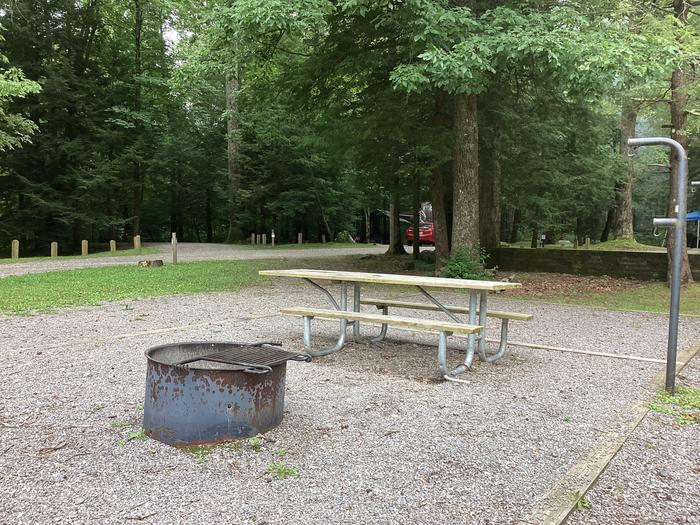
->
[495,248,700,281]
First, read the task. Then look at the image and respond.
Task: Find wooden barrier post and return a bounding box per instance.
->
[271,230,275,248]
[110,240,117,254]
[321,234,326,244]
[262,233,267,245]
[251,233,256,245]
[171,232,177,265]
[585,236,591,249]
[574,238,579,249]
[256,234,261,245]
[298,232,303,245]
[50,242,58,258]
[134,235,142,250]
[11,240,19,259]
[81,240,88,256]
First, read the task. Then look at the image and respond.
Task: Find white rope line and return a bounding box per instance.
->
[491,338,666,364]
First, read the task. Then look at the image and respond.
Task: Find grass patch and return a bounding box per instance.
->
[266,460,299,479]
[509,281,700,316]
[0,247,159,265]
[648,386,700,425]
[0,260,263,315]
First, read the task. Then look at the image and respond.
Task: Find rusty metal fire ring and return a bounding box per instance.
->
[143,342,310,447]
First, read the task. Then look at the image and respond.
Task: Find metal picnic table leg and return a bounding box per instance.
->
[476,290,510,362]
[352,282,388,343]
[301,279,349,357]
[421,286,476,379]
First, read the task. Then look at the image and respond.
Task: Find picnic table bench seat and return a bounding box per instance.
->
[360,298,533,322]
[280,307,483,334]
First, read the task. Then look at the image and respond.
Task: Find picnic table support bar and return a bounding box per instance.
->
[301,279,348,356]
[352,283,388,343]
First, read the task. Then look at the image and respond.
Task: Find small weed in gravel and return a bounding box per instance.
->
[248,437,262,452]
[184,446,211,465]
[110,421,130,428]
[648,386,700,425]
[266,460,299,479]
[127,429,148,442]
[573,491,592,511]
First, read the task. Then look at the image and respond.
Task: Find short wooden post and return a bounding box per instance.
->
[271,229,275,248]
[171,232,177,265]
[585,236,591,249]
[110,240,117,254]
[81,240,88,256]
[134,235,142,250]
[321,234,326,244]
[574,238,579,249]
[50,241,58,258]
[298,232,303,245]
[256,234,261,245]
[251,233,256,245]
[11,240,19,259]
[262,233,267,245]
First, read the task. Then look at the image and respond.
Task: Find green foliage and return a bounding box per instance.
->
[247,436,263,452]
[441,246,495,280]
[266,460,299,479]
[648,386,700,426]
[127,429,148,442]
[573,491,592,511]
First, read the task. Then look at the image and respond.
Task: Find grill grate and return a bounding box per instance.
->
[175,343,310,369]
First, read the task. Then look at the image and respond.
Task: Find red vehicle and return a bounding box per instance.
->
[406,222,435,246]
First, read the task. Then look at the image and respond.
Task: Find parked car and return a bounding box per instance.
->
[406,222,435,246]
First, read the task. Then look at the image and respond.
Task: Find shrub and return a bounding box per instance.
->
[440,246,496,280]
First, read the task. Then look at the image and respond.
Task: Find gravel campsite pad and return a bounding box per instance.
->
[2,280,700,524]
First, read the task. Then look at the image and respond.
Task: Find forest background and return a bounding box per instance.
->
[2,0,700,277]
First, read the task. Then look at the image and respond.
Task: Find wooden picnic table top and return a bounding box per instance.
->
[258,268,521,291]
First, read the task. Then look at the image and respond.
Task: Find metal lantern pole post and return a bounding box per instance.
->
[628,137,688,394]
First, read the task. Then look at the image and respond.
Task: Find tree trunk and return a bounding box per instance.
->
[224,73,241,244]
[386,186,406,255]
[451,93,479,252]
[205,189,213,242]
[509,208,520,243]
[669,0,693,285]
[131,0,143,237]
[530,228,537,249]
[412,172,420,260]
[429,91,450,271]
[364,208,371,243]
[601,208,614,242]
[614,102,637,240]
[479,136,501,258]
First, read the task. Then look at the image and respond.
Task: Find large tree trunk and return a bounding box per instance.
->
[479,136,501,259]
[205,189,213,242]
[614,102,637,240]
[386,185,406,255]
[224,73,241,244]
[669,0,693,285]
[451,93,480,252]
[429,91,450,272]
[131,0,143,237]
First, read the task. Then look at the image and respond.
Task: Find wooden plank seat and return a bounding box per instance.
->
[360,298,533,321]
[279,307,483,380]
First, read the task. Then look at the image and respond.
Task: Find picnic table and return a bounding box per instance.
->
[259,269,532,382]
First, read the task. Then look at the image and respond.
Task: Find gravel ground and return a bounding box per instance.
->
[0,242,389,278]
[1,280,699,524]
[568,357,700,525]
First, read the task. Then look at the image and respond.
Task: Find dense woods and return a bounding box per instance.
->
[2,1,700,273]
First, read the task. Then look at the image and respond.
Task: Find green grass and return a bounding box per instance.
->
[0,260,263,314]
[509,282,700,316]
[648,386,700,425]
[0,247,159,265]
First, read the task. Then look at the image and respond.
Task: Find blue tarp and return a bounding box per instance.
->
[687,211,700,221]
